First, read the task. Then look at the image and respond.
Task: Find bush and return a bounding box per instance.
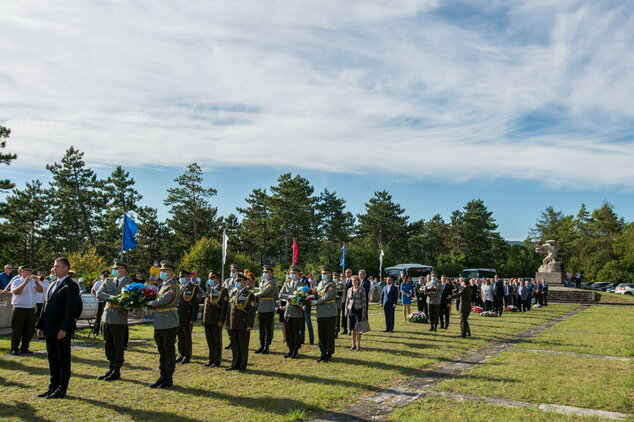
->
[180,237,257,279]
[66,248,108,288]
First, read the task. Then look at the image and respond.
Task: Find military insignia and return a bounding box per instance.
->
[251,302,256,307]
[328,287,334,291]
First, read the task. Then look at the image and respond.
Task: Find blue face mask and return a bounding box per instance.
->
[235,282,242,289]
[111,269,119,277]
[289,273,297,280]
[262,273,269,279]
[159,272,168,281]
[179,277,186,284]
[207,279,214,286]
[321,274,329,281]
[230,272,236,278]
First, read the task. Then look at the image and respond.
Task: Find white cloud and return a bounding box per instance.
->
[1,0,633,188]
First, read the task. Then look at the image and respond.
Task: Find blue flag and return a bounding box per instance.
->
[340,243,346,268]
[122,214,139,251]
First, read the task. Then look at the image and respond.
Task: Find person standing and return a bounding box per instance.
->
[439,276,453,329]
[456,279,473,338]
[223,264,240,350]
[541,279,548,306]
[149,260,160,281]
[345,276,368,351]
[225,273,256,372]
[314,266,338,362]
[36,257,80,399]
[0,264,15,290]
[254,265,277,355]
[380,276,398,332]
[95,259,130,381]
[202,271,228,367]
[91,271,108,335]
[146,260,179,389]
[35,269,49,324]
[279,266,304,359]
[299,271,315,346]
[9,266,43,355]
[481,279,493,311]
[426,274,441,332]
[334,272,343,337]
[176,270,199,364]
[341,269,353,335]
[400,276,412,322]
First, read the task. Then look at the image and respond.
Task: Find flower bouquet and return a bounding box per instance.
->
[288,285,317,307]
[416,284,426,295]
[471,306,483,313]
[480,310,497,317]
[504,305,518,312]
[111,282,157,309]
[407,311,428,323]
[425,285,438,297]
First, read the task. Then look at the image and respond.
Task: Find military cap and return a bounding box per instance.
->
[289,265,301,272]
[333,272,340,277]
[179,269,190,277]
[68,270,76,276]
[112,259,128,269]
[229,263,239,270]
[236,273,247,281]
[160,260,176,270]
[208,270,221,279]
[19,265,33,272]
[101,270,110,276]
[262,264,274,272]
[320,265,332,273]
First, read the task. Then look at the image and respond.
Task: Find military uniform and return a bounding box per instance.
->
[225,275,256,371]
[254,265,277,354]
[315,267,338,362]
[334,272,343,337]
[202,272,228,367]
[222,264,240,350]
[278,266,304,358]
[96,259,130,381]
[147,261,180,389]
[176,270,200,364]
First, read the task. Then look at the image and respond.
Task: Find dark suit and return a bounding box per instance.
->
[361,277,371,303]
[457,285,473,337]
[341,278,352,333]
[36,276,80,394]
[439,282,453,328]
[380,284,398,332]
[493,280,505,316]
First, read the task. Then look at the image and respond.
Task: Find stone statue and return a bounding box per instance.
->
[535,240,561,272]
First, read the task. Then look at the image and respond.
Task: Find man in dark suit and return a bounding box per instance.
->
[439,276,453,329]
[380,276,398,332]
[341,269,352,335]
[493,276,505,317]
[456,279,473,338]
[359,269,371,305]
[36,257,80,399]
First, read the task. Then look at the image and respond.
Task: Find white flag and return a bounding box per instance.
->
[379,249,385,265]
[222,230,229,266]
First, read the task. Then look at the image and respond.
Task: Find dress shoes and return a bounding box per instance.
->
[260,346,270,355]
[290,349,299,359]
[283,350,293,358]
[180,356,190,364]
[158,380,172,389]
[46,388,66,399]
[225,366,238,371]
[316,353,325,363]
[19,349,34,354]
[224,344,232,350]
[104,370,121,381]
[37,389,56,398]
[98,369,114,380]
[149,377,165,388]
[10,350,20,355]
[175,355,184,364]
[254,347,264,354]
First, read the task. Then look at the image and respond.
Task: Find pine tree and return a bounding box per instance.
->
[133,206,174,268]
[357,190,409,260]
[315,188,355,268]
[0,126,17,191]
[460,199,505,268]
[529,206,576,268]
[237,188,273,266]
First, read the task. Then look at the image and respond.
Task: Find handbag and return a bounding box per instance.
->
[357,319,371,333]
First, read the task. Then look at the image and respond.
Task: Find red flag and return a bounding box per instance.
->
[292,238,299,265]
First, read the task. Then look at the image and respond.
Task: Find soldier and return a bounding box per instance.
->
[254,264,277,354]
[315,266,338,363]
[278,265,304,359]
[96,259,130,381]
[146,260,180,389]
[201,271,228,367]
[225,273,256,372]
[176,270,199,364]
[223,264,240,350]
[333,272,343,338]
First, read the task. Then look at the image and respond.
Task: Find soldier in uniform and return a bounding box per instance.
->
[176,270,199,364]
[333,272,343,338]
[254,264,277,354]
[223,264,240,350]
[201,271,228,367]
[96,259,130,381]
[225,273,256,372]
[278,265,304,359]
[315,266,338,362]
[146,260,179,389]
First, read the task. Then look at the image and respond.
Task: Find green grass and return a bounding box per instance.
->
[596,291,634,303]
[0,304,576,421]
[387,397,624,422]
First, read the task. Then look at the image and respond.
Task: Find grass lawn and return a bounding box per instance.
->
[0,304,576,421]
[387,396,615,422]
[596,292,634,304]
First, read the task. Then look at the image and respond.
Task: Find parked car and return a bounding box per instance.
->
[461,268,497,280]
[383,264,433,284]
[578,282,591,289]
[588,282,611,291]
[600,283,618,292]
[615,283,634,295]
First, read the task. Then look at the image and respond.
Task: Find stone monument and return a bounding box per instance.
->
[535,240,563,284]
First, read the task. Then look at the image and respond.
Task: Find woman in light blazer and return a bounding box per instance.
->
[345,276,368,351]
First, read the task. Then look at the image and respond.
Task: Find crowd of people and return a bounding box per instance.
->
[1,258,550,399]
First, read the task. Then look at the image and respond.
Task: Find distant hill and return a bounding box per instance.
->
[506,240,524,246]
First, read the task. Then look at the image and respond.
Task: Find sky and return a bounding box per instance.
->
[1,1,633,240]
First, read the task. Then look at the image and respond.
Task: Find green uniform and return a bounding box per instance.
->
[457,285,473,337]
[225,288,256,370]
[96,276,130,372]
[315,280,338,358]
[202,284,229,365]
[278,280,303,353]
[254,278,277,350]
[148,277,179,386]
[335,278,344,335]
[176,281,200,362]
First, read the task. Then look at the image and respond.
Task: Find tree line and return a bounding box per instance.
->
[1,126,632,283]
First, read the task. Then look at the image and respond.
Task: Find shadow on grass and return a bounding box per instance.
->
[0,401,55,422]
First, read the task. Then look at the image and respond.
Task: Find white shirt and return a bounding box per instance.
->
[10,276,38,308]
[48,275,69,299]
[36,279,49,304]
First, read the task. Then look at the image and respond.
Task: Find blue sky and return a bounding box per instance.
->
[1,1,633,239]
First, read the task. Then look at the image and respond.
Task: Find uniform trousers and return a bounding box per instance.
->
[177,320,193,358]
[102,323,126,369]
[154,327,177,381]
[460,312,471,337]
[228,329,251,370]
[428,304,440,327]
[204,324,222,364]
[258,312,274,347]
[285,317,302,351]
[317,316,337,355]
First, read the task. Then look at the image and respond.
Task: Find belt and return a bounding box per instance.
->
[105,303,123,309]
[155,307,176,312]
[320,299,335,304]
[259,297,274,300]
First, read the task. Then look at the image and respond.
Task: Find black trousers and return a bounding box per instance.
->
[440,304,450,328]
[317,316,337,355]
[228,329,251,370]
[504,295,512,308]
[35,303,44,325]
[285,317,302,351]
[177,321,193,358]
[11,307,35,352]
[45,332,72,392]
[336,308,341,334]
[460,312,471,336]
[204,324,222,364]
[154,327,177,381]
[383,305,395,331]
[94,302,105,334]
[258,312,274,347]
[428,304,440,327]
[102,323,126,370]
[416,296,426,313]
[493,297,504,315]
[543,291,548,306]
[340,302,348,333]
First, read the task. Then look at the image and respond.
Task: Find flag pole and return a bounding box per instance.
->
[221,229,226,282]
[120,213,126,260]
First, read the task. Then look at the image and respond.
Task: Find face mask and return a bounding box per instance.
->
[159,272,168,281]
[289,273,296,280]
[179,277,186,284]
[153,262,159,267]
[262,273,269,279]
[207,279,214,286]
[321,274,329,281]
[230,272,236,278]
[111,269,119,277]
[235,282,242,289]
